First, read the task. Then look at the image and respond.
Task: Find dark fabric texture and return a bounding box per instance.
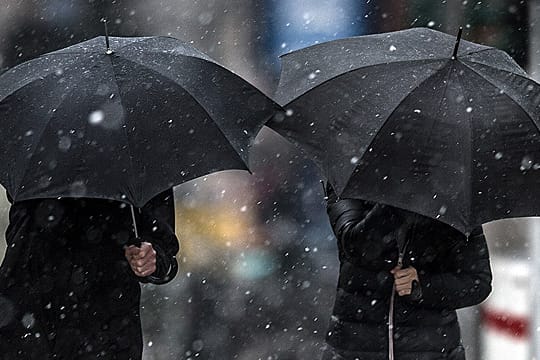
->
[0,189,178,359]
[324,190,492,360]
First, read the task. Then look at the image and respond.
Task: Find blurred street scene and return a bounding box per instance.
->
[0,0,538,359]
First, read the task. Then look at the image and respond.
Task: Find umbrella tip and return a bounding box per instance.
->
[101,18,113,55]
[320,179,329,200]
[451,27,463,60]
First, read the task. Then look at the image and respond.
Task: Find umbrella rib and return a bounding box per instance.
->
[338,61,452,195]
[424,65,455,139]
[460,61,540,134]
[418,64,472,231]
[279,58,446,106]
[105,55,139,204]
[116,36,215,63]
[460,47,497,58]
[462,51,528,77]
[462,57,534,85]
[453,65,474,233]
[117,56,253,167]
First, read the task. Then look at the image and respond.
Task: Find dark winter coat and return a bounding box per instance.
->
[322,197,492,360]
[0,190,179,360]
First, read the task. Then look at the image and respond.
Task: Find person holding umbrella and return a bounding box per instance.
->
[321,184,491,360]
[265,27,540,359]
[0,31,279,359]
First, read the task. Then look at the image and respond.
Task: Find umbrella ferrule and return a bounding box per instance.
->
[101,18,113,55]
[320,179,329,200]
[452,27,463,60]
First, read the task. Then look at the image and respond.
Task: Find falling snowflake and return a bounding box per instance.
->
[438,205,447,215]
[89,110,105,125]
[521,156,533,171]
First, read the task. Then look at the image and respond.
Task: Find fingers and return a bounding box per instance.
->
[130,257,157,277]
[394,276,413,286]
[391,266,419,296]
[138,242,153,258]
[395,279,413,295]
[124,242,154,259]
[132,260,156,277]
[393,268,414,278]
[124,245,139,257]
[132,242,153,259]
[124,242,157,277]
[392,267,418,280]
[396,286,412,296]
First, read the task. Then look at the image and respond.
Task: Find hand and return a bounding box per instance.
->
[124,242,157,277]
[391,266,419,296]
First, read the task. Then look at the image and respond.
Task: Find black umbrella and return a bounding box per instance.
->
[0,34,278,216]
[269,27,540,235]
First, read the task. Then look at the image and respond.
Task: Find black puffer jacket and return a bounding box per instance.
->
[322,197,492,360]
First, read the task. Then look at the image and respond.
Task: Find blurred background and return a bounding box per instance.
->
[0,0,538,359]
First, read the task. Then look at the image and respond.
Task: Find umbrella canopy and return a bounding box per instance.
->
[269,27,540,235]
[0,36,279,207]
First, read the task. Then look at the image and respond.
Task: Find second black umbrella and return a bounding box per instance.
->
[269,27,540,235]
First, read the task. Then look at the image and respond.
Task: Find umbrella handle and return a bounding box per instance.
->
[129,204,178,284]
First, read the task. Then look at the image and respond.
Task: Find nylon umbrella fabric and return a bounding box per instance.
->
[269,27,540,235]
[0,36,279,207]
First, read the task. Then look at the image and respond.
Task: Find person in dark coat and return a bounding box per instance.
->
[321,186,492,360]
[0,190,179,360]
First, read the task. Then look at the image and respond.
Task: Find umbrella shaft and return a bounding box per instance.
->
[130,205,139,238]
[452,27,463,59]
[388,287,396,360]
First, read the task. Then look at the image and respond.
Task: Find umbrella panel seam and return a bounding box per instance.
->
[106,55,140,206]
[116,55,254,169]
[460,61,540,134]
[338,61,452,196]
[277,58,446,106]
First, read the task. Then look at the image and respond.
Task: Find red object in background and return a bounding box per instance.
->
[482,307,529,339]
